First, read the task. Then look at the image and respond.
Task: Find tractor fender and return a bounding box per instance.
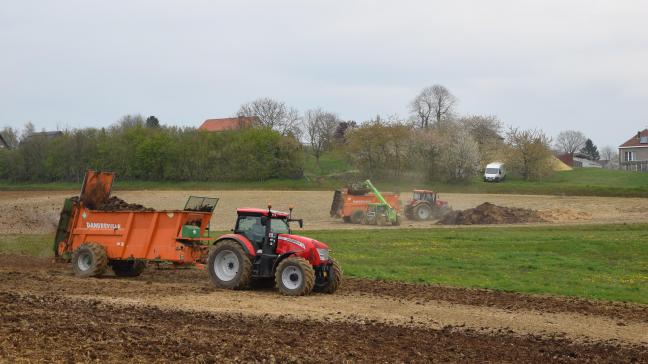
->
[214,234,256,257]
[272,251,299,272]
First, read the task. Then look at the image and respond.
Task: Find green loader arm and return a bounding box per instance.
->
[363,180,399,223]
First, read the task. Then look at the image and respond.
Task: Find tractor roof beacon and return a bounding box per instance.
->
[209,205,342,296]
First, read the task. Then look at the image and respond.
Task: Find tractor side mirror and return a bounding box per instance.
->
[299,219,304,228]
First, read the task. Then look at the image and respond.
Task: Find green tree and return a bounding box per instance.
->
[505,128,553,181]
[580,139,600,160]
[146,116,160,128]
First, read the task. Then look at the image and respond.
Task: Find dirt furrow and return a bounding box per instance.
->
[2,292,647,363]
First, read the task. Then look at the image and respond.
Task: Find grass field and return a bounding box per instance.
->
[308,224,648,304]
[3,224,647,304]
[1,168,647,197]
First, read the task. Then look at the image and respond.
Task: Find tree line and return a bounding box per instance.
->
[0,115,302,183]
[0,84,611,184]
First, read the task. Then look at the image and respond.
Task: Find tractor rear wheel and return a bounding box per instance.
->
[71,243,108,278]
[208,240,252,290]
[413,203,433,221]
[350,210,365,224]
[111,260,146,277]
[275,256,315,296]
[314,258,343,294]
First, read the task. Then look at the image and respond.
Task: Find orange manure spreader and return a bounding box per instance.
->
[55,170,341,295]
[54,170,217,277]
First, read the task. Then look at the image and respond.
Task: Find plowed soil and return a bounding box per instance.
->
[0,190,645,233]
[1,254,647,363]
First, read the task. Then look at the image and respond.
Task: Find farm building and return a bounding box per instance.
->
[618,129,648,172]
[556,153,601,168]
[199,116,260,132]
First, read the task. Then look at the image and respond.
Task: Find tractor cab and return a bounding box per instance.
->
[364,203,400,226]
[234,208,302,253]
[411,190,437,204]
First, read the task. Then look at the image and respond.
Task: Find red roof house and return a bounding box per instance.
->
[198,116,260,132]
[618,129,648,169]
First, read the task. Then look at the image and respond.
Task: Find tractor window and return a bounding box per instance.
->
[413,192,422,200]
[236,216,265,244]
[270,218,290,234]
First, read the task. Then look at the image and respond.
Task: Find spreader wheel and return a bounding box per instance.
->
[208,240,252,290]
[350,210,365,224]
[111,260,146,277]
[275,257,315,296]
[71,243,108,278]
[314,258,343,294]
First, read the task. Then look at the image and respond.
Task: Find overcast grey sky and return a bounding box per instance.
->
[1,0,646,147]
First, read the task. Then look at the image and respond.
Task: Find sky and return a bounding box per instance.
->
[1,0,646,148]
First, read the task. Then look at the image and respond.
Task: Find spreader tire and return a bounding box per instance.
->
[275,256,315,296]
[111,260,146,277]
[314,258,343,294]
[208,240,252,290]
[71,243,108,278]
[350,210,365,224]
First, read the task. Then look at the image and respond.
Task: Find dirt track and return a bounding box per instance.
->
[1,190,646,234]
[1,255,647,362]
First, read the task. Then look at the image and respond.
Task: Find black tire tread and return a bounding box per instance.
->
[71,243,108,278]
[208,239,252,290]
[275,256,315,296]
[111,260,146,277]
[315,258,343,294]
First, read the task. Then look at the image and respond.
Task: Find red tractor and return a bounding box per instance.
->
[404,190,450,221]
[208,206,342,296]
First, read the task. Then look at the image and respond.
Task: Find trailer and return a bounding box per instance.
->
[54,170,218,277]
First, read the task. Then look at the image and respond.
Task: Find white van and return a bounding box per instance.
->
[484,162,506,182]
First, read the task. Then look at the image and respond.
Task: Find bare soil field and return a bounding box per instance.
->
[1,255,647,363]
[0,190,645,234]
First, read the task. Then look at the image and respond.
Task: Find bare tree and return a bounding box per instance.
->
[237,97,301,138]
[555,130,587,156]
[304,108,338,167]
[22,122,35,140]
[600,145,619,169]
[600,145,615,161]
[506,128,553,180]
[409,85,457,128]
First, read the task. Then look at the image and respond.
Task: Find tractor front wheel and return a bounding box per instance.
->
[111,260,146,277]
[208,240,252,290]
[275,257,315,296]
[71,243,108,278]
[314,258,343,294]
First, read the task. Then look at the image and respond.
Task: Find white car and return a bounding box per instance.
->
[484,162,506,182]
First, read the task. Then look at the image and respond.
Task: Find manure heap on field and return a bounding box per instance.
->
[438,202,547,225]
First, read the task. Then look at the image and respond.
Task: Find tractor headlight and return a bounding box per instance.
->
[316,248,329,261]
